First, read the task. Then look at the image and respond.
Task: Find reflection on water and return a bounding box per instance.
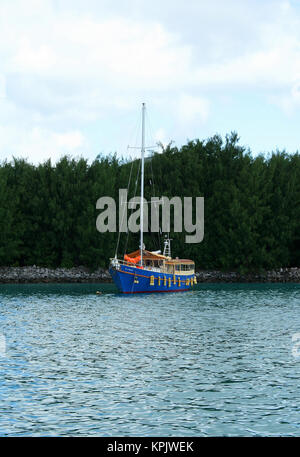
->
[0,283,299,436]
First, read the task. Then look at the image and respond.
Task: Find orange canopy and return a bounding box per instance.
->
[124,254,141,264]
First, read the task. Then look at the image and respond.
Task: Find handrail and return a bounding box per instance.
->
[109,258,195,274]
[110,258,144,267]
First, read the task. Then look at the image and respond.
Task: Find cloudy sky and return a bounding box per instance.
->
[0,0,299,163]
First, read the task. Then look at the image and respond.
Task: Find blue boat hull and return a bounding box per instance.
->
[109,264,195,294]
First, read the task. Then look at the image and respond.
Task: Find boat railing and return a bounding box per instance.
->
[110,258,194,274]
[110,258,144,268]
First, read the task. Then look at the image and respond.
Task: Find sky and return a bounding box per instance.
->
[0,0,299,163]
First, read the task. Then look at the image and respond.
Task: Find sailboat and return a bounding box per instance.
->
[109,103,196,293]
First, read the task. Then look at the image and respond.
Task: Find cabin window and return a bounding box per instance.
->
[181,264,194,271]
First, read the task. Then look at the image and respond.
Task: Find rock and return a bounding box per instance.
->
[0,265,299,284]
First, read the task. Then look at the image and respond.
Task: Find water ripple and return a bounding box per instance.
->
[0,283,299,436]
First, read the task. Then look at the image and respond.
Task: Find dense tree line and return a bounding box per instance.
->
[0,133,299,272]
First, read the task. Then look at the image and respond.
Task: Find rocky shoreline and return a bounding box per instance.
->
[196,267,300,283]
[0,265,299,284]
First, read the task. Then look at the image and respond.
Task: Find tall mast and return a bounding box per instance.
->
[140,102,146,265]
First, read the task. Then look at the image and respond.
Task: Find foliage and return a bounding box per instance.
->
[0,134,299,271]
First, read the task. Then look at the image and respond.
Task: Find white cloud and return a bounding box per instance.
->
[0,0,299,161]
[0,124,88,164]
[11,38,57,72]
[192,4,300,88]
[176,94,210,125]
[273,80,300,115]
[53,130,85,150]
[0,75,6,99]
[6,14,191,87]
[154,128,166,142]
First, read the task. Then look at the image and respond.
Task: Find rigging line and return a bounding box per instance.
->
[125,110,142,159]
[150,156,162,250]
[143,111,154,248]
[130,111,143,162]
[115,108,142,257]
[145,109,161,152]
[114,152,135,258]
[145,109,163,250]
[123,158,141,256]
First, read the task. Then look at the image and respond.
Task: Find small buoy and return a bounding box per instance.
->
[96,291,102,295]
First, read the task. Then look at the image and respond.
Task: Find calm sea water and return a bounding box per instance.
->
[0,282,299,436]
